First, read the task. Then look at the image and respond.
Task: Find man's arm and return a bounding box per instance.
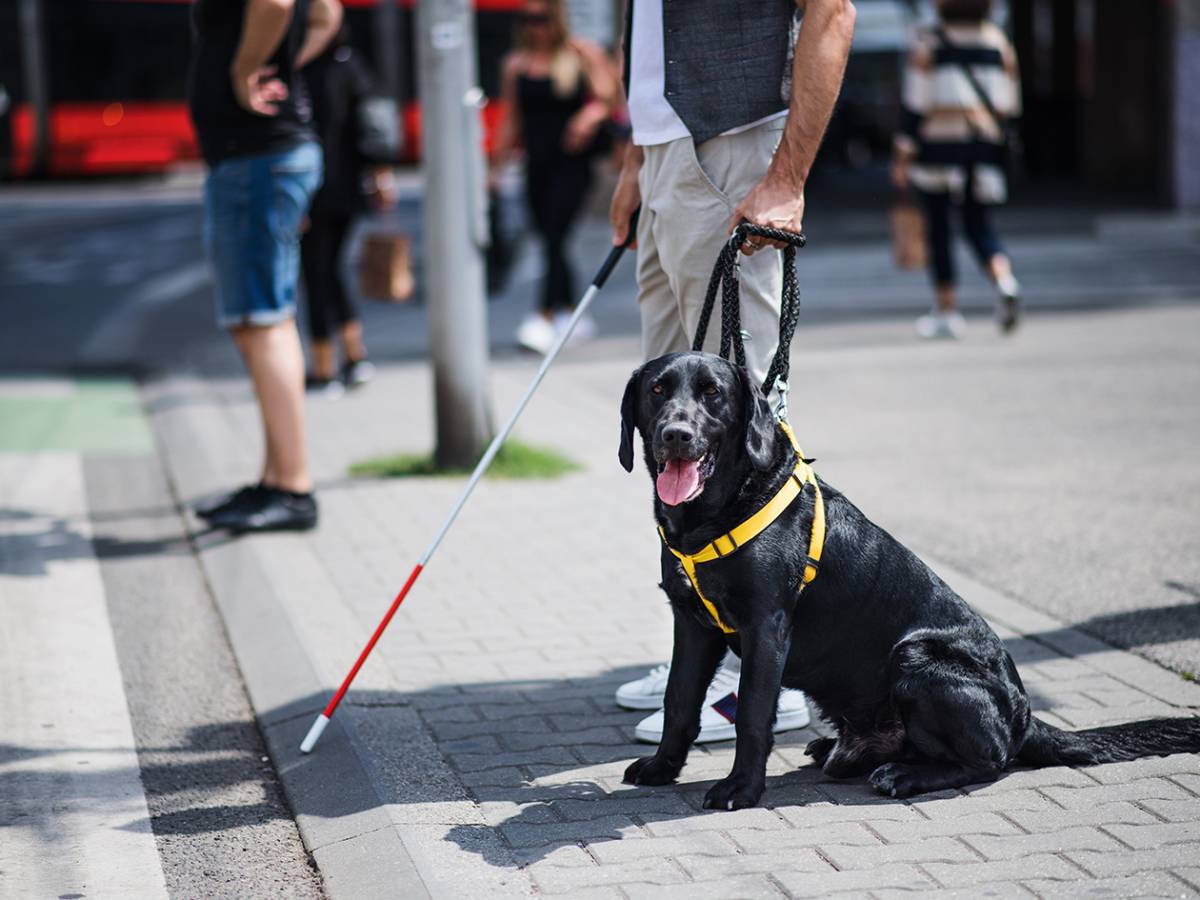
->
[732,0,855,253]
[296,0,343,68]
[231,0,296,116]
[608,47,642,248]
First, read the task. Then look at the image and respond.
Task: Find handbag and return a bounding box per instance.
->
[889,193,927,270]
[358,232,414,302]
[934,26,1021,181]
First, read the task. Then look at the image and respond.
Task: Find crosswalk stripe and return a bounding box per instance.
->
[0,452,168,899]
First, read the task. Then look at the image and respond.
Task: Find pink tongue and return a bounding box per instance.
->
[656,459,701,506]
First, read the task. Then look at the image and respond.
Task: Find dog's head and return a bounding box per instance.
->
[619,352,778,508]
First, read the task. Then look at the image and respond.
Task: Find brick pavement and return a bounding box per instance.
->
[150,308,1200,898]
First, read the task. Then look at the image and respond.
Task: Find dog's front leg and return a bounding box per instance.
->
[703,610,791,810]
[624,608,726,786]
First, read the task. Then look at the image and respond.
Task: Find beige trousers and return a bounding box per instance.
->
[636,119,786,390]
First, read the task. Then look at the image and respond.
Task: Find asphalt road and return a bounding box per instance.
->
[4,175,1199,375]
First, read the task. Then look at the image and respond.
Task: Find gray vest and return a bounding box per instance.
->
[622,0,797,145]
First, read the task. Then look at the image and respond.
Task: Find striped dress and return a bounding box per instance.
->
[895,21,1022,205]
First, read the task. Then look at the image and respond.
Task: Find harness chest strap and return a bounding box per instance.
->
[658,422,826,634]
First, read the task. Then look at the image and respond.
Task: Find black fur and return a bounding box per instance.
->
[618,352,1200,809]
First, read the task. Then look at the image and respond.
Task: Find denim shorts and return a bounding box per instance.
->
[203,142,323,328]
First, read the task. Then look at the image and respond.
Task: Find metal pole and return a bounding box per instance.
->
[17,0,49,177]
[417,0,493,468]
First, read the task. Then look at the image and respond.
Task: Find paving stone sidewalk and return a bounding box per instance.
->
[149,307,1200,899]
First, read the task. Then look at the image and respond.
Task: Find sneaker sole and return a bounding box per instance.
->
[615,693,668,711]
[225,516,318,534]
[633,708,812,744]
[998,295,1021,333]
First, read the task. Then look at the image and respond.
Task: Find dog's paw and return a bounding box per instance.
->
[805,736,836,766]
[623,755,682,786]
[702,774,764,811]
[868,762,917,799]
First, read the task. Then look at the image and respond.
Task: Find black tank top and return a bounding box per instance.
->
[517,72,585,162]
[188,0,314,166]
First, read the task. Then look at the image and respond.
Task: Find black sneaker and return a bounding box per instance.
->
[305,373,345,399]
[213,487,318,533]
[340,358,376,388]
[195,483,264,520]
[996,274,1022,334]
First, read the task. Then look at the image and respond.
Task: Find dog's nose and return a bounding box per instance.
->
[661,423,694,447]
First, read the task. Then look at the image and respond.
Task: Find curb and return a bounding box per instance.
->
[144,371,435,900]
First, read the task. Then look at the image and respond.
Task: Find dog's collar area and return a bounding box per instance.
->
[658,420,826,634]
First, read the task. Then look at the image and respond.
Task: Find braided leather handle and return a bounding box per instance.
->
[730,222,807,249]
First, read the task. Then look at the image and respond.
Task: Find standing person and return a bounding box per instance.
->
[301,25,392,397]
[891,0,1022,339]
[607,0,857,743]
[491,0,618,354]
[189,0,342,532]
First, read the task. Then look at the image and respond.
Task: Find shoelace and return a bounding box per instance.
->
[636,664,669,688]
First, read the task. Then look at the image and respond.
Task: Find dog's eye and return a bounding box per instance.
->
[651,384,664,395]
[703,385,719,396]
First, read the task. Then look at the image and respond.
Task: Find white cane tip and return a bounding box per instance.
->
[299,714,330,754]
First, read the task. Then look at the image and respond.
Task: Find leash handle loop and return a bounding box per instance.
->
[692,222,806,396]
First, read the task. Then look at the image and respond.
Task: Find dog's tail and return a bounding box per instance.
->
[1018,714,1200,767]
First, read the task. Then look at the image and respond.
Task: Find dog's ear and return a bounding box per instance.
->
[738,366,777,471]
[618,366,643,473]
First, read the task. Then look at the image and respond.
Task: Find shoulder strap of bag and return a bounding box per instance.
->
[933,26,1006,134]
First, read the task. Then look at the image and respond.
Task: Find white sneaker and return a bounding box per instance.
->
[552,310,597,345]
[515,314,556,354]
[632,662,811,744]
[915,310,967,340]
[615,664,671,710]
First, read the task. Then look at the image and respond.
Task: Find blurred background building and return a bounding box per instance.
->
[1,0,1197,209]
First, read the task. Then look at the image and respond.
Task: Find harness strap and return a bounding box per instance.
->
[659,420,825,633]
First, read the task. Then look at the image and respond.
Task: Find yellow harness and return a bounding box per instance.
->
[657,421,826,634]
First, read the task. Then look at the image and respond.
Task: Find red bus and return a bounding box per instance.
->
[0,0,521,178]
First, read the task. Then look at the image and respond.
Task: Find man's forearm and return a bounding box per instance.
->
[772,0,856,188]
[232,0,295,77]
[297,0,343,68]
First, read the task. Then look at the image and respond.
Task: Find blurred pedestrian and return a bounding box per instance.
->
[892,0,1023,339]
[491,0,618,354]
[188,0,342,532]
[300,24,393,398]
[607,0,856,744]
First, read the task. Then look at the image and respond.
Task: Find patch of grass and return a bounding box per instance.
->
[349,439,581,480]
[1182,671,1197,683]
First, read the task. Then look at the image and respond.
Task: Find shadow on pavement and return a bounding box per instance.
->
[0,721,299,843]
[254,638,1159,869]
[0,517,195,575]
[1003,596,1200,667]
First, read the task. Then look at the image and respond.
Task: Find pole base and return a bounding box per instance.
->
[299,714,330,754]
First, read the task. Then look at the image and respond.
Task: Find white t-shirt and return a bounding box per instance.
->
[627,0,690,146]
[627,0,790,147]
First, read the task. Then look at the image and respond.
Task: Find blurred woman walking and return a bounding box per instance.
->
[892,0,1023,339]
[491,0,617,354]
[301,26,393,396]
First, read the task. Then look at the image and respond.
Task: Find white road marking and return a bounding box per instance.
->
[0,452,168,899]
[80,261,212,365]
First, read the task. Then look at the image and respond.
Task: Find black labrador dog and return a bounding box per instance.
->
[618,351,1200,810]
